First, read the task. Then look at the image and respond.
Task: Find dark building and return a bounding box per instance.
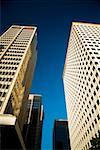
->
[1,115,26,150]
[23,94,44,150]
[53,120,71,150]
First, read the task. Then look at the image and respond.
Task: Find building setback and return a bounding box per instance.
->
[23,94,44,150]
[53,120,71,150]
[0,25,37,149]
[63,22,100,150]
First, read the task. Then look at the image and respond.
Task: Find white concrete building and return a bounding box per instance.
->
[0,25,37,149]
[63,22,100,150]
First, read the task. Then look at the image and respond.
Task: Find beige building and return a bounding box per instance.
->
[63,22,100,150]
[0,25,37,149]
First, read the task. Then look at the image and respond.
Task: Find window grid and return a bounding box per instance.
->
[0,26,35,112]
[63,22,100,150]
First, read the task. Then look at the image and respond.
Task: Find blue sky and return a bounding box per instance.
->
[1,0,100,149]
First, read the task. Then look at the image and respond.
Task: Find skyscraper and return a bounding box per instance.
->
[23,94,44,150]
[53,120,71,150]
[63,22,100,150]
[0,25,37,149]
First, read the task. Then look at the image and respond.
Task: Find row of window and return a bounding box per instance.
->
[8,50,24,54]
[0,61,19,65]
[3,57,21,61]
[11,44,26,47]
[5,53,23,57]
[0,84,9,89]
[0,66,17,70]
[0,71,15,75]
[13,41,28,45]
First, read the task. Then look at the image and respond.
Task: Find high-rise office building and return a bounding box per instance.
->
[23,94,44,150]
[53,120,71,150]
[0,25,37,149]
[63,22,100,150]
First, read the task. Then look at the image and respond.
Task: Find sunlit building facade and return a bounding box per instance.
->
[63,22,100,150]
[0,25,37,149]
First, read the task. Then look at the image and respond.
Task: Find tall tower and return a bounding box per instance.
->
[53,120,71,150]
[63,22,100,150]
[23,94,44,150]
[0,25,37,149]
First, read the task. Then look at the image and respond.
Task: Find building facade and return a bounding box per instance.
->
[63,22,100,150]
[23,94,44,150]
[0,25,37,149]
[53,120,71,150]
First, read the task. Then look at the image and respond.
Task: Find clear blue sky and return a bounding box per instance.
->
[1,0,100,149]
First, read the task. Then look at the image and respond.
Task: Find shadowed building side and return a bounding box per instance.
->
[53,120,71,150]
[23,94,44,150]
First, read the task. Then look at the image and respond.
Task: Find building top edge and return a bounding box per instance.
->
[29,93,42,97]
[55,119,68,122]
[72,21,100,27]
[11,25,37,30]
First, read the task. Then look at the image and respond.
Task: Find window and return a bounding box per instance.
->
[93,66,95,71]
[87,105,89,109]
[90,61,92,65]
[92,109,94,114]
[97,99,99,105]
[89,101,91,105]
[89,89,91,93]
[91,84,93,88]
[95,62,98,65]
[92,123,94,128]
[91,96,93,100]
[94,91,96,96]
[87,129,89,134]
[96,72,98,77]
[89,126,92,131]
[96,85,99,91]
[89,113,91,118]
[97,114,100,120]
[93,78,96,83]
[94,105,97,110]
[87,117,89,121]
[94,119,97,124]
[90,72,93,76]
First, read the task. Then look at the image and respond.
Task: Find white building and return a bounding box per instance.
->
[0,25,37,149]
[63,22,100,150]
